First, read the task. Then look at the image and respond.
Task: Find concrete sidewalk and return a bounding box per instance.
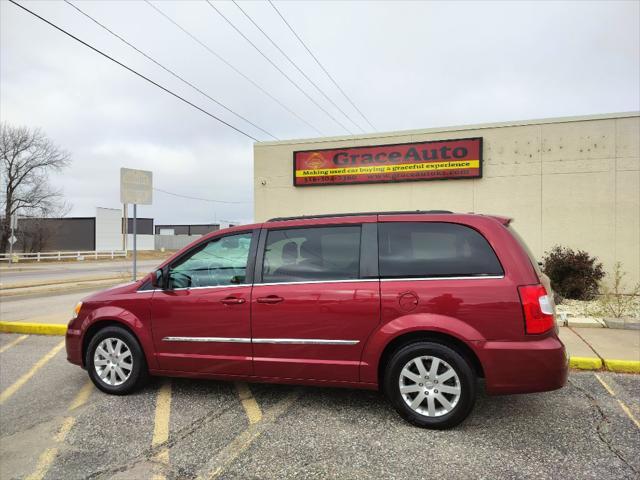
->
[559,326,639,371]
[559,326,639,361]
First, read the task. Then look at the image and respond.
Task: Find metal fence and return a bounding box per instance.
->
[0,250,127,262]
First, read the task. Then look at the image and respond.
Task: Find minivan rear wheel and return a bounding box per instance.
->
[86,326,148,395]
[384,341,476,429]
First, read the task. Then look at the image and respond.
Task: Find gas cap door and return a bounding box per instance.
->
[398,291,419,311]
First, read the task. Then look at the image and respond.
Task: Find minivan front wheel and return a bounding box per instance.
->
[86,326,148,395]
[384,342,476,429]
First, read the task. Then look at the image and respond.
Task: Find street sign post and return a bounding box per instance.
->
[8,214,17,265]
[120,168,153,280]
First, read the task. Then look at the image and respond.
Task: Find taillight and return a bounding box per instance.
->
[518,284,555,334]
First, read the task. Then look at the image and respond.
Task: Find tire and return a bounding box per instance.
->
[86,326,148,395]
[383,341,476,429]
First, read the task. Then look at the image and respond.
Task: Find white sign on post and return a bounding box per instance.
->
[120,168,153,205]
[120,168,153,281]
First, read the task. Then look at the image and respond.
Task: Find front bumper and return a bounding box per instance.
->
[65,327,83,367]
[475,335,568,395]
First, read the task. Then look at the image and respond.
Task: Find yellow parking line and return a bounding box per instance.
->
[235,382,262,424]
[207,429,262,480]
[26,416,76,480]
[24,379,95,479]
[68,380,94,411]
[0,340,65,405]
[594,373,640,429]
[198,390,299,480]
[0,334,28,353]
[152,379,173,480]
[594,373,615,395]
[54,417,76,442]
[26,447,59,480]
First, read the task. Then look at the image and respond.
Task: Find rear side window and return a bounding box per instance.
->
[262,226,361,283]
[378,222,503,278]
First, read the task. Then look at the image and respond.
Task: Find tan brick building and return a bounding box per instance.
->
[254,112,640,285]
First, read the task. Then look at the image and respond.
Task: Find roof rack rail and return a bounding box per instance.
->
[267,210,454,222]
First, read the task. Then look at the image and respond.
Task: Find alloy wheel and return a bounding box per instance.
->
[93,337,133,386]
[398,355,461,417]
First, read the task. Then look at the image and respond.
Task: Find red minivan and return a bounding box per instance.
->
[66,211,567,428]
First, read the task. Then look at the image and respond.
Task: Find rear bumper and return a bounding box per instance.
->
[65,328,83,367]
[475,335,568,395]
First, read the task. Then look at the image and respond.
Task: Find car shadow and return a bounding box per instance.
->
[141,376,569,430]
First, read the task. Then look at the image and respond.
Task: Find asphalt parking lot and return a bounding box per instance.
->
[1,333,638,480]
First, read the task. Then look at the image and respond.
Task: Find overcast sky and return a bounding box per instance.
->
[2,0,639,225]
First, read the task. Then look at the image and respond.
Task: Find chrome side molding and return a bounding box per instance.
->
[380,275,504,282]
[140,275,504,293]
[162,336,251,343]
[252,338,359,345]
[162,337,359,345]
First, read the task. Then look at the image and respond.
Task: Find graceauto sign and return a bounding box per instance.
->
[293,137,482,187]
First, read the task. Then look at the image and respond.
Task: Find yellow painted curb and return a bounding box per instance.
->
[0,321,67,336]
[604,359,640,374]
[569,356,603,370]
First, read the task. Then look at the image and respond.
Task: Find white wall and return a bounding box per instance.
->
[95,207,122,251]
[127,234,154,251]
[254,113,640,286]
[155,234,201,251]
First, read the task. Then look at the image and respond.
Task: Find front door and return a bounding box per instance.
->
[150,230,256,375]
[251,223,380,382]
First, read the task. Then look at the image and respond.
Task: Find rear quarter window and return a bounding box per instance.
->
[507,225,543,277]
[378,222,503,278]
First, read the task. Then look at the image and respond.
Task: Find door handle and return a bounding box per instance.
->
[256,295,284,304]
[220,296,246,305]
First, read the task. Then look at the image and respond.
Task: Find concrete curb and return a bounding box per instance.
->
[569,356,603,370]
[1,323,638,374]
[0,321,67,336]
[603,359,640,374]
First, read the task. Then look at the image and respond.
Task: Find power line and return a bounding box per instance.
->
[64,0,278,141]
[153,187,250,204]
[8,0,259,141]
[206,0,354,135]
[231,0,365,133]
[144,0,325,136]
[269,0,376,131]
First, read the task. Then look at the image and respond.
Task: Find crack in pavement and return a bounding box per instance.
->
[82,401,239,480]
[568,378,638,475]
[196,389,301,480]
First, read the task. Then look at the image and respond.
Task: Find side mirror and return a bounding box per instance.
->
[151,269,164,289]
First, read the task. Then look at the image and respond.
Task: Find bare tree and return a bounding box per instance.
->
[1,123,71,252]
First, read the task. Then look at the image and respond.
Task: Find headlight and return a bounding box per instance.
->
[72,302,83,319]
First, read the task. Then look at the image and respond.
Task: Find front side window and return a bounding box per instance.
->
[378,222,503,278]
[262,226,361,283]
[169,232,252,288]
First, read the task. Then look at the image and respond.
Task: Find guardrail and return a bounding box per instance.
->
[0,250,127,262]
